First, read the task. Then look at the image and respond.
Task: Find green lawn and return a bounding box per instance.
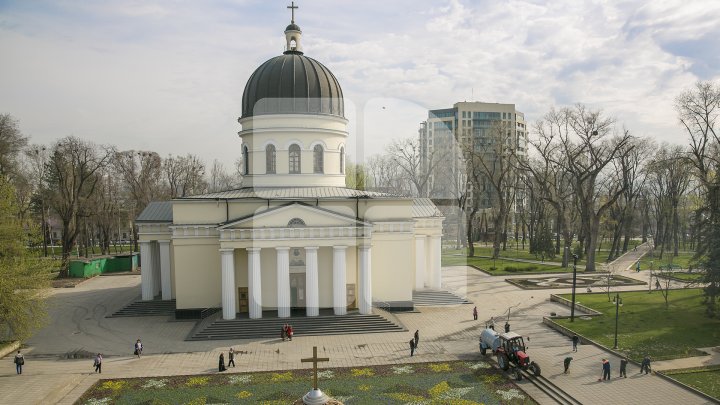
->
[658,271,705,282]
[639,251,697,270]
[75,361,535,405]
[665,367,720,400]
[555,289,720,361]
[442,253,566,275]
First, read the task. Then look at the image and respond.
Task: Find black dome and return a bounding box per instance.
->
[241,54,344,119]
[285,23,301,31]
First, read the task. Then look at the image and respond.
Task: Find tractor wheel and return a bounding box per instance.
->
[514,368,523,381]
[497,353,510,371]
[528,362,541,376]
[481,346,487,356]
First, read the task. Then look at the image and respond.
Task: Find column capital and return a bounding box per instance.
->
[332,245,348,251]
[157,239,171,245]
[359,244,372,251]
[219,248,235,254]
[414,234,427,240]
[247,247,261,253]
[139,240,152,246]
[304,246,319,251]
[275,246,290,252]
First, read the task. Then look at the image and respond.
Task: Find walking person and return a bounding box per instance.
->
[287,324,293,341]
[134,339,143,358]
[563,356,573,374]
[572,334,579,352]
[13,350,24,375]
[218,352,226,372]
[94,353,103,373]
[504,321,510,333]
[281,324,287,341]
[409,339,415,357]
[228,348,236,368]
[489,317,495,330]
[473,306,478,320]
[601,359,611,381]
[413,330,419,351]
[619,357,628,378]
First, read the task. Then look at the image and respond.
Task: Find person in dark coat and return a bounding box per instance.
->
[134,339,143,358]
[219,353,226,372]
[473,306,478,320]
[13,350,24,374]
[409,339,415,356]
[563,356,573,374]
[602,359,611,380]
[619,357,628,378]
[572,335,579,352]
[640,356,651,374]
[94,353,103,373]
[504,322,510,333]
[228,348,236,367]
[413,330,419,350]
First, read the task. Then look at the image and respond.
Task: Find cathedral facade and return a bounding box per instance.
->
[136,11,444,320]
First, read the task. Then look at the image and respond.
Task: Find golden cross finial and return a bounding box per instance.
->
[301,346,330,390]
[287,1,298,23]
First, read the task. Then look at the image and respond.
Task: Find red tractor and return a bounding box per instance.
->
[479,329,541,377]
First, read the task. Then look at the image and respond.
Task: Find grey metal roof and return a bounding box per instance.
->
[412,198,444,218]
[136,201,173,222]
[180,187,405,200]
[241,53,344,119]
[219,201,371,228]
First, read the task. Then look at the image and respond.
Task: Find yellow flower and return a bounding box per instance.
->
[185,377,209,387]
[351,368,375,377]
[358,384,372,391]
[101,380,127,391]
[386,392,426,401]
[270,371,293,382]
[184,398,206,405]
[236,391,253,399]
[429,381,450,397]
[482,374,501,384]
[429,363,452,372]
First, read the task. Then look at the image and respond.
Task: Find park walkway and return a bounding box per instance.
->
[1,251,714,404]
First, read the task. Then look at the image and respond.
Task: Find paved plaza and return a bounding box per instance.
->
[0,245,714,404]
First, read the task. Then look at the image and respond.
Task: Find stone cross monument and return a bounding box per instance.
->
[301,346,330,405]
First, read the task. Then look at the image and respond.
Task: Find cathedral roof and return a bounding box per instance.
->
[241,53,344,119]
[178,187,403,200]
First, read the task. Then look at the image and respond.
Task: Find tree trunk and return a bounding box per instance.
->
[585,218,601,272]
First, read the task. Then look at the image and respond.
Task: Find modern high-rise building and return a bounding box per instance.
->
[420,101,528,240]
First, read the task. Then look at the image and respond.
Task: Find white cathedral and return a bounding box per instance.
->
[136,10,444,321]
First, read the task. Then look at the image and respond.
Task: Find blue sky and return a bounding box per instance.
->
[1,0,718,168]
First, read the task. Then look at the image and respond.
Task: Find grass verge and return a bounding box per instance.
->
[555,289,720,361]
[664,365,720,400]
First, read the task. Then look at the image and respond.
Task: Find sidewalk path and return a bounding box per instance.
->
[1,257,714,405]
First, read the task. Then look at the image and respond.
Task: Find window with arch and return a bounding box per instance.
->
[340,146,345,174]
[265,144,276,174]
[288,217,306,227]
[313,144,324,173]
[289,144,301,174]
[242,145,249,175]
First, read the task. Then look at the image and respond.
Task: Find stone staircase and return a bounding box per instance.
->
[412,289,471,306]
[109,299,176,317]
[187,310,405,341]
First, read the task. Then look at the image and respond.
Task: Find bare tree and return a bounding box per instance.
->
[551,105,633,271]
[366,154,409,194]
[207,159,241,192]
[163,154,207,198]
[45,137,114,276]
[387,138,444,197]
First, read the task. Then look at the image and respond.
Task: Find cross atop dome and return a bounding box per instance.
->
[287,1,298,24]
[284,2,303,54]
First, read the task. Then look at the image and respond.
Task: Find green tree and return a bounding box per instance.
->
[0,176,51,341]
[345,162,369,191]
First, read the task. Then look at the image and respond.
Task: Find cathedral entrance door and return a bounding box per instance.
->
[290,273,306,308]
[238,287,249,313]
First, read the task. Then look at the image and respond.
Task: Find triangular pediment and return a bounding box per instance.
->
[218,202,370,230]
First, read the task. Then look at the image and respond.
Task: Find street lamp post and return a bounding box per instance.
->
[570,254,578,322]
[613,293,623,349]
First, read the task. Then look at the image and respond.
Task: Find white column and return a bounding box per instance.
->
[430,235,442,289]
[220,249,236,320]
[247,247,262,319]
[332,246,347,315]
[305,246,319,317]
[139,240,154,300]
[414,235,426,290]
[424,237,434,288]
[276,247,290,318]
[158,240,172,300]
[358,245,372,314]
[152,242,161,297]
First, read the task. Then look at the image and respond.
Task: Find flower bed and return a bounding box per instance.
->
[75,361,536,404]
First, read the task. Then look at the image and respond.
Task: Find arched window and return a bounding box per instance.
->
[242,145,249,175]
[265,144,276,174]
[340,146,345,174]
[288,218,306,227]
[289,144,301,174]
[313,144,324,173]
